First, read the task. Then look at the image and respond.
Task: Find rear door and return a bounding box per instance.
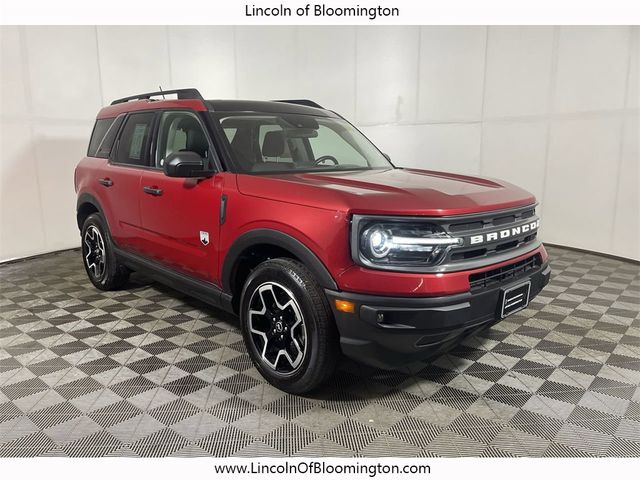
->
[138,110,223,284]
[99,111,156,253]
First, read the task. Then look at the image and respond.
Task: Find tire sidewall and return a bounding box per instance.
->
[240,262,324,390]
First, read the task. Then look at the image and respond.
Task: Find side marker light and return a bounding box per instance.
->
[335,299,355,313]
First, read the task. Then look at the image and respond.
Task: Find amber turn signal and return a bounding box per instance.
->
[334,299,355,313]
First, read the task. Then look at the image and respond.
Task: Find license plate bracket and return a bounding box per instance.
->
[500,281,531,318]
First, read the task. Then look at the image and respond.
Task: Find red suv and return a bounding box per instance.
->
[75,88,550,393]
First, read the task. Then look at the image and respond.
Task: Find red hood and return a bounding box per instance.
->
[236,167,536,216]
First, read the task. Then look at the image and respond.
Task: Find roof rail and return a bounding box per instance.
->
[275,99,324,109]
[110,88,205,105]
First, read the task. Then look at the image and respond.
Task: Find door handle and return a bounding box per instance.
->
[97,178,113,187]
[143,186,163,196]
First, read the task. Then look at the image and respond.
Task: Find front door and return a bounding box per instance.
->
[138,110,223,284]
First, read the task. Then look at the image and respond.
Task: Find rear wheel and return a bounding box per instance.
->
[81,213,129,290]
[240,258,339,394]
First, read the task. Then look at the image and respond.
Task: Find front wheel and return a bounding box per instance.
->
[239,258,339,394]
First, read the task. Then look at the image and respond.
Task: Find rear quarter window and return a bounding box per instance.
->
[88,116,125,158]
[87,118,114,157]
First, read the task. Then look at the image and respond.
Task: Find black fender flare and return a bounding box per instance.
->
[221,228,338,293]
[76,193,105,229]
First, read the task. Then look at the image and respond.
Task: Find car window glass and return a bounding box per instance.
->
[309,125,368,167]
[223,127,237,142]
[88,118,114,157]
[156,111,210,168]
[94,116,124,158]
[258,124,294,163]
[129,124,147,160]
[114,113,155,167]
[216,114,390,173]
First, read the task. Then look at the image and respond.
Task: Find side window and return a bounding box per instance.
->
[88,118,114,157]
[88,116,125,158]
[113,112,155,167]
[156,111,210,168]
[309,125,368,166]
[95,116,124,158]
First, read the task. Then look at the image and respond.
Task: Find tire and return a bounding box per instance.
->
[239,258,340,394]
[81,213,129,290]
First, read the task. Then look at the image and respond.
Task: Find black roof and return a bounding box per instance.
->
[205,99,339,118]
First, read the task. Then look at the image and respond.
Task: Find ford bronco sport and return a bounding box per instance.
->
[75,88,550,393]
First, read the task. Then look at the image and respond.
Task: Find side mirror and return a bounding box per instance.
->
[382,153,391,162]
[163,151,209,178]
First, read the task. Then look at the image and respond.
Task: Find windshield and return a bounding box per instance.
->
[211,112,393,174]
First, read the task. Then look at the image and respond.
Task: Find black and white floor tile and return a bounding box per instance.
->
[0,246,638,457]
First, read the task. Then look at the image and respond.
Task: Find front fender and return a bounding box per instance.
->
[221,228,338,293]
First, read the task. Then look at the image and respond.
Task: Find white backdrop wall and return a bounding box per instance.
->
[0,26,638,262]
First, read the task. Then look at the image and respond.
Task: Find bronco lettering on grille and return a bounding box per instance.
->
[468,219,540,245]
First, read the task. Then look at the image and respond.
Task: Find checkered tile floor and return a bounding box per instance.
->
[0,246,638,457]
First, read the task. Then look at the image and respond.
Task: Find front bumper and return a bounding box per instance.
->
[326,261,551,370]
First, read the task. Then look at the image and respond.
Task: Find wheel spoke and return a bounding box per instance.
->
[258,285,278,312]
[84,230,94,248]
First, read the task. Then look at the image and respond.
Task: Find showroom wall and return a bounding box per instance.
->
[0,26,638,262]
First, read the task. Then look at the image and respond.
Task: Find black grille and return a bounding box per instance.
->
[442,205,539,266]
[447,206,535,233]
[469,254,542,291]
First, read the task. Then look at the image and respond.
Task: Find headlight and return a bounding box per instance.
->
[353,217,463,268]
[363,226,393,258]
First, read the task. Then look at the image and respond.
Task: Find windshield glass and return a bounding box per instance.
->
[211,112,393,174]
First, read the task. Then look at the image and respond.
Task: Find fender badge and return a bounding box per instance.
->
[200,231,209,246]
